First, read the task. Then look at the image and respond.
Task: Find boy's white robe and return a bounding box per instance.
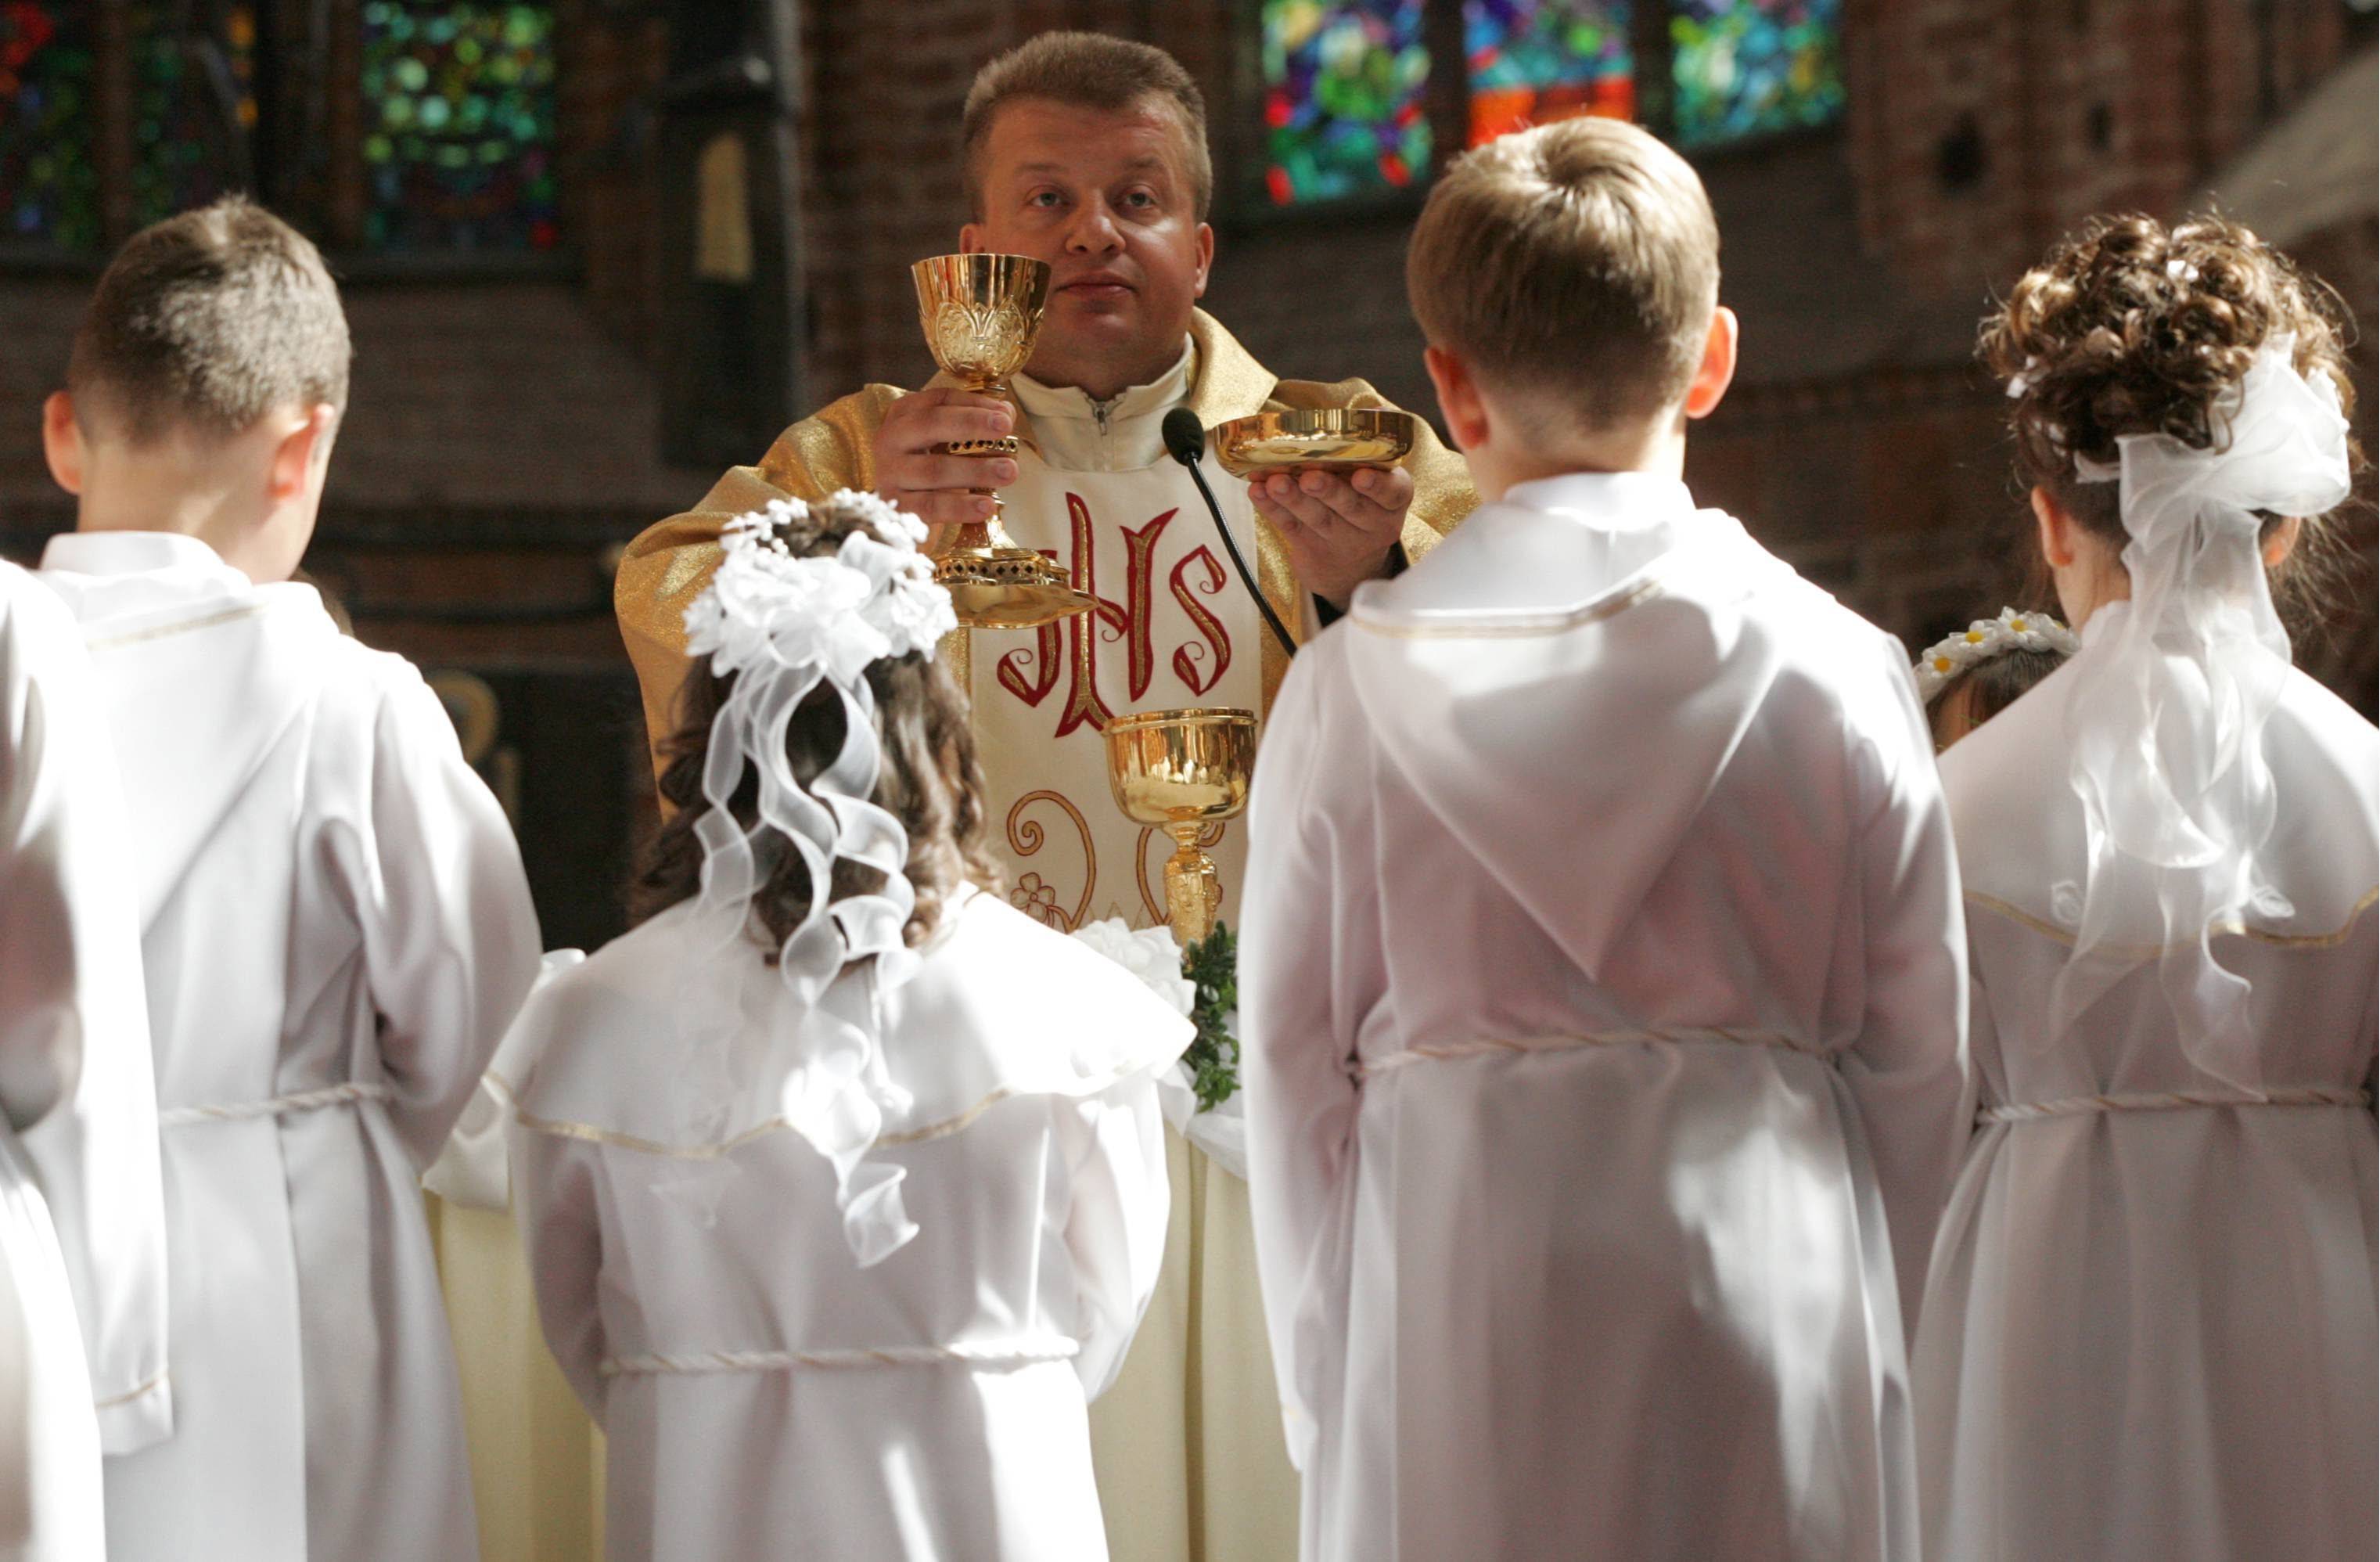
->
[37,532,543,1562]
[1915,657,2378,1562]
[506,890,1191,1562]
[0,561,168,1560]
[1241,473,1969,1562]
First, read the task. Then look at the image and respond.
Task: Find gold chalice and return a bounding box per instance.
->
[1212,407,1418,480]
[912,252,1097,629]
[1105,707,1257,946]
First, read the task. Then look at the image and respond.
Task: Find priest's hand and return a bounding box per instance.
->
[872,389,1019,537]
[1249,466,1414,611]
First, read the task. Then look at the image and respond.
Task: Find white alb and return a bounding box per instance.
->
[38,531,543,1562]
[1242,472,1970,1562]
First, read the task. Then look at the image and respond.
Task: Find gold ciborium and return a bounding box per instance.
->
[912,253,1097,629]
[1212,407,1418,480]
[1105,707,1257,946]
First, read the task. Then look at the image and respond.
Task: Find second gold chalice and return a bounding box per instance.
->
[912,252,1097,629]
[1105,707,1257,946]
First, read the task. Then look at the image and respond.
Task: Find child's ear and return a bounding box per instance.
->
[1681,307,1738,421]
[2030,486,2077,568]
[41,391,84,495]
[2261,514,2303,569]
[268,405,340,502]
[1423,346,1489,452]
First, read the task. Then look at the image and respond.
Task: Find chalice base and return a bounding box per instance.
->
[931,513,1097,629]
[1163,842,1222,946]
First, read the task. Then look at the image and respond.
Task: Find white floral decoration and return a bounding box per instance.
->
[1070,917,1195,1018]
[681,491,955,681]
[1911,606,2080,705]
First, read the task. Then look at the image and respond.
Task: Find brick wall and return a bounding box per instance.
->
[1846,0,2357,303]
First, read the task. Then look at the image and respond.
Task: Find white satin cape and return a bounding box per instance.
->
[1914,649,2378,1561]
[1242,473,1970,1562]
[508,887,1191,1561]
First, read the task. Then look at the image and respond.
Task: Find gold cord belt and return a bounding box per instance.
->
[599,1337,1082,1379]
[1979,1085,2374,1125]
[157,1081,394,1128]
[1357,1027,1823,1082]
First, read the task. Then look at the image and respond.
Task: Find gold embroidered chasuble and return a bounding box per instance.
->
[616,308,1475,934]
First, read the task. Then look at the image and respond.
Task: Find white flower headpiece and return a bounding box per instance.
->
[1911,606,2080,704]
[666,490,957,1266]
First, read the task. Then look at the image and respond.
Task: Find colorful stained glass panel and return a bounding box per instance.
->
[361,2,559,252]
[0,2,99,250]
[1260,0,1432,207]
[1670,0,1844,147]
[1465,0,1632,146]
[131,2,260,228]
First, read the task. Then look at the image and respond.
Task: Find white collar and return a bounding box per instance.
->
[39,529,251,585]
[1498,471,1697,531]
[1009,341,1196,473]
[1010,340,1195,425]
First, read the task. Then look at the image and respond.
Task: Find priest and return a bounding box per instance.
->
[613,31,1472,1562]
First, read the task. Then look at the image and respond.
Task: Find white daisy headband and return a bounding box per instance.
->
[1911,606,2079,704]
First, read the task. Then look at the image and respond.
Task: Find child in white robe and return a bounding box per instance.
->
[508,491,1192,1562]
[1241,118,1969,1562]
[1914,214,2377,1562]
[34,197,542,1562]
[0,560,169,1562]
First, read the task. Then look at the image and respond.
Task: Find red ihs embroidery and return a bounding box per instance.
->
[1170,547,1232,696]
[994,490,1235,735]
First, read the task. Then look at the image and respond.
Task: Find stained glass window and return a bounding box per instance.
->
[1260,0,1433,207]
[360,2,559,253]
[1465,1,1632,146]
[131,2,260,228]
[1670,0,1844,147]
[0,2,99,250]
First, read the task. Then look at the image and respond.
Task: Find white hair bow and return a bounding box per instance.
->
[2052,333,2350,1086]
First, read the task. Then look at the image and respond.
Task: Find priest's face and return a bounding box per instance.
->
[962,96,1215,401]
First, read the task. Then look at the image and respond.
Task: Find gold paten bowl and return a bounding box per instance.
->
[1104,707,1258,826]
[1211,408,1418,480]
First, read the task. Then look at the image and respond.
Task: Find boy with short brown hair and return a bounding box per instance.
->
[37,195,541,1562]
[1242,118,1968,1562]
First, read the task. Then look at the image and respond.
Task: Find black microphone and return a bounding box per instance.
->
[1161,407,1299,659]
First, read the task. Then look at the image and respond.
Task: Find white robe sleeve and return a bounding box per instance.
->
[1055,1079,1170,1403]
[509,1121,609,1421]
[1838,647,1970,1332]
[422,949,588,1210]
[0,578,171,1450]
[338,671,543,1168]
[1239,653,1362,1471]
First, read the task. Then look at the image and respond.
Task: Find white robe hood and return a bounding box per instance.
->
[1343,473,1801,983]
[37,534,337,932]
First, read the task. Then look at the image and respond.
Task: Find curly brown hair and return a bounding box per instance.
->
[1980,214,2362,610]
[630,512,1003,961]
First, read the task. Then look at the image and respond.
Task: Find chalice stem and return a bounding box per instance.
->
[1163,830,1221,945]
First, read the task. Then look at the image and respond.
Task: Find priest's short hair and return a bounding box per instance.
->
[1408,117,1720,432]
[961,31,1212,220]
[68,194,350,447]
